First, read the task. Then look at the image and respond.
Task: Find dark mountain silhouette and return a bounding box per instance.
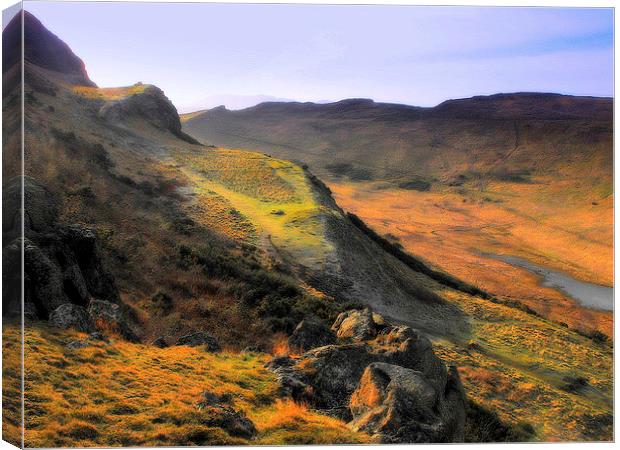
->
[3,10,95,86]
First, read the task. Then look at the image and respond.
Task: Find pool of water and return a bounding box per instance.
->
[488,254,614,311]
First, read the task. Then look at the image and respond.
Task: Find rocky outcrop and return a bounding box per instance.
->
[177,331,221,352]
[331,308,382,341]
[349,362,465,443]
[196,391,257,439]
[3,177,120,321]
[266,310,466,443]
[288,317,336,352]
[99,84,199,144]
[3,176,60,238]
[49,304,94,332]
[2,176,140,340]
[88,299,139,341]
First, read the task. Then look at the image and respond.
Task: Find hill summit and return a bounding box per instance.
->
[3,10,95,86]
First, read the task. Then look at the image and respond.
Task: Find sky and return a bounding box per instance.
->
[18,2,615,112]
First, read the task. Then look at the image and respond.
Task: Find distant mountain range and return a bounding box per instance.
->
[182,93,612,190]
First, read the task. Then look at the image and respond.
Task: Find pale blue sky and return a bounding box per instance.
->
[21,2,614,112]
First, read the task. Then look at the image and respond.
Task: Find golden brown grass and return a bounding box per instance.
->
[4,322,368,447]
[329,180,613,336]
[431,287,613,442]
[72,83,147,101]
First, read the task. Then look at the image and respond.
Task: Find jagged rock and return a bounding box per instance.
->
[59,225,118,302]
[196,391,257,438]
[264,310,464,442]
[98,84,198,144]
[264,356,310,399]
[24,239,67,315]
[288,317,336,352]
[3,176,60,237]
[332,308,381,341]
[49,303,94,332]
[152,336,168,348]
[3,177,121,321]
[349,363,464,443]
[375,325,448,393]
[348,362,456,443]
[87,299,138,341]
[177,331,221,352]
[286,325,447,409]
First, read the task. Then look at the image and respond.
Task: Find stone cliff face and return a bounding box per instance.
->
[99,84,200,144]
[2,177,134,337]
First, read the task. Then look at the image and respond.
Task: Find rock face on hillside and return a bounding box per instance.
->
[288,317,336,352]
[266,309,466,443]
[2,176,139,339]
[99,84,199,144]
[3,11,95,86]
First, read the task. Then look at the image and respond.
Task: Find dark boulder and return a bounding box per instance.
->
[264,356,310,399]
[87,299,138,341]
[196,391,257,439]
[288,317,336,352]
[152,336,168,348]
[348,362,464,443]
[49,303,94,332]
[177,331,221,352]
[3,176,60,238]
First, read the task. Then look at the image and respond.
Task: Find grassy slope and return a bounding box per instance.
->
[174,148,333,269]
[432,288,612,441]
[2,323,368,447]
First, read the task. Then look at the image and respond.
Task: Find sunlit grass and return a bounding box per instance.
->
[176,148,333,268]
[4,323,368,447]
[73,83,148,101]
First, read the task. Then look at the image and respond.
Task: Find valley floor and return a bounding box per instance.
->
[329,179,613,337]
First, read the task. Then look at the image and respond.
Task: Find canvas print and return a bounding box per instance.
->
[1,2,614,446]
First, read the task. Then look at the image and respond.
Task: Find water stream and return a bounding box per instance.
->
[488,254,613,311]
